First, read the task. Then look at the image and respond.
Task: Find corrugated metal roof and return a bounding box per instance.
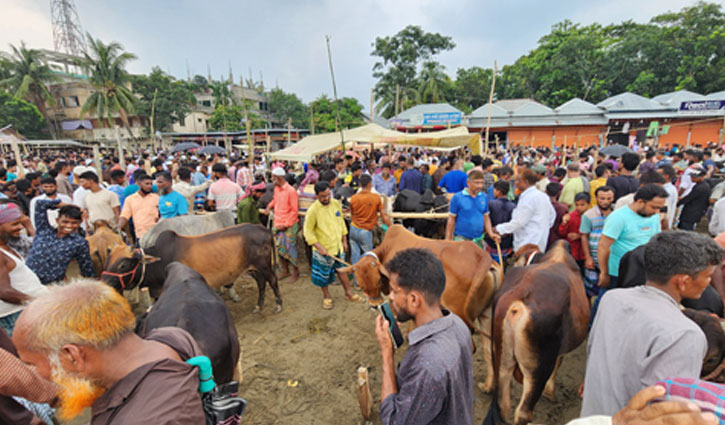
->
[705,91,725,100]
[652,90,705,108]
[494,99,534,111]
[555,98,605,115]
[512,101,554,116]
[469,103,509,118]
[597,92,668,112]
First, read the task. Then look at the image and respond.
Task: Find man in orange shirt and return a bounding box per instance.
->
[118,174,159,242]
[349,174,391,269]
[265,168,300,282]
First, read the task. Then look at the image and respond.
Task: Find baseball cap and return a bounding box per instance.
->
[531,164,546,175]
[271,167,286,177]
[691,164,707,177]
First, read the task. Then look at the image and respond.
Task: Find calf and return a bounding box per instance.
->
[86,220,124,277]
[136,262,240,384]
[488,240,589,425]
[103,224,282,313]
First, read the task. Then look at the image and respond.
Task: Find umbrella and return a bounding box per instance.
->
[199,145,227,155]
[599,144,633,157]
[171,142,200,153]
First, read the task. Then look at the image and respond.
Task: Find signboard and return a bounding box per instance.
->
[679,100,725,115]
[422,112,462,125]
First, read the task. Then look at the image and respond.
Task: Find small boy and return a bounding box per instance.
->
[485,180,515,263]
[558,192,591,274]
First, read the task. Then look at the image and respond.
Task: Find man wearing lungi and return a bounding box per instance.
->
[303,181,363,310]
[266,167,300,282]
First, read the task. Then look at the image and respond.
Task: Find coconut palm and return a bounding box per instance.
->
[418,61,452,104]
[0,42,60,137]
[78,33,138,140]
[209,80,235,107]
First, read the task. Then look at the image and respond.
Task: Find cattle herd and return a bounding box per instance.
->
[87,208,725,424]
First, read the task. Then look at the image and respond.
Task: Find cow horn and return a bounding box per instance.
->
[141,254,161,264]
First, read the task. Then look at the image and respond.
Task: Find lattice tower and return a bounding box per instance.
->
[50,0,86,56]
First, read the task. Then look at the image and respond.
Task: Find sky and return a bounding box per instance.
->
[0,0,703,110]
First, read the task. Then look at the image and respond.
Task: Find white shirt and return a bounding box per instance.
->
[679,166,696,197]
[0,247,46,318]
[29,193,74,229]
[496,186,556,251]
[664,182,678,230]
[710,197,725,236]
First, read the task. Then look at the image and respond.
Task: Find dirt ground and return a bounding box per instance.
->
[230,260,587,425]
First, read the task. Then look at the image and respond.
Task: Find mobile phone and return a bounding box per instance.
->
[378,302,405,349]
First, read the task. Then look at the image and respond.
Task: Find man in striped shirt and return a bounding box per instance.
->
[580,186,614,298]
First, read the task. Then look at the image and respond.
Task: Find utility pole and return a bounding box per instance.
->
[149,88,158,151]
[243,99,254,168]
[325,35,345,152]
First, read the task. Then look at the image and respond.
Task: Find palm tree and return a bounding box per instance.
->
[209,80,235,107]
[78,33,138,140]
[418,61,451,104]
[0,42,60,137]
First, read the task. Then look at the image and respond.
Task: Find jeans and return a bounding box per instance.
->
[350,225,373,267]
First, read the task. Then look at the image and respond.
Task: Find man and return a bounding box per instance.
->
[710,196,725,236]
[420,164,433,192]
[207,163,242,212]
[12,279,206,424]
[613,171,666,211]
[560,163,585,211]
[484,180,516,263]
[13,179,33,215]
[678,150,703,198]
[582,231,721,416]
[373,163,397,196]
[638,150,658,176]
[657,164,679,230]
[303,181,362,309]
[580,186,615,297]
[375,248,473,425]
[677,164,710,230]
[71,166,90,207]
[431,158,450,194]
[107,169,126,206]
[235,160,253,190]
[54,161,73,197]
[349,174,391,267]
[0,203,46,336]
[445,170,499,248]
[79,171,121,229]
[438,160,467,194]
[237,182,265,224]
[597,184,667,292]
[532,164,549,193]
[118,174,159,241]
[26,200,95,285]
[606,152,639,202]
[398,158,424,194]
[495,169,556,252]
[558,192,591,272]
[266,167,300,282]
[29,177,74,231]
[588,165,611,207]
[546,182,570,248]
[155,172,188,219]
[345,163,363,192]
[174,167,210,209]
[480,158,497,193]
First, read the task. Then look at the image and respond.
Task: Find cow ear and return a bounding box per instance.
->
[141,254,160,264]
[337,265,355,275]
[378,263,390,279]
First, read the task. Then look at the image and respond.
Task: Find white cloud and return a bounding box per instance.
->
[0,0,54,50]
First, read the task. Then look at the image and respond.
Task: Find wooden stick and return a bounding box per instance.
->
[357,367,373,420]
[495,241,503,268]
[484,61,497,155]
[10,136,24,179]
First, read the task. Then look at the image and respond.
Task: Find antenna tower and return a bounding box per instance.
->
[50,0,86,56]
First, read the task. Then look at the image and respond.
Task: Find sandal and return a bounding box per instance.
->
[322,298,333,310]
[346,294,365,303]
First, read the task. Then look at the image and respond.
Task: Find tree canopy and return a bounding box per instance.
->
[310,95,364,133]
[268,88,309,129]
[130,68,196,133]
[0,91,48,139]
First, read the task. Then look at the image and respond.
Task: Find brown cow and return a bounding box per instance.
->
[103,224,282,313]
[86,220,124,277]
[337,224,502,375]
[487,240,589,425]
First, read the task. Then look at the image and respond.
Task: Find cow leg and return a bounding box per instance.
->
[543,356,563,401]
[265,267,283,313]
[251,271,266,313]
[513,341,559,425]
[226,283,242,303]
[479,308,495,393]
[496,329,517,422]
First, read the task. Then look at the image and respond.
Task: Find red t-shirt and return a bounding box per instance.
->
[558,209,584,261]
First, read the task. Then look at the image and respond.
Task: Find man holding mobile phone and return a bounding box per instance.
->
[374,248,473,425]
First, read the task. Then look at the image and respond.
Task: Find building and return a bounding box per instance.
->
[390,103,464,131]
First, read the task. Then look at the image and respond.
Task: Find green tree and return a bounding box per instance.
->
[78,34,138,139]
[417,61,453,105]
[192,75,209,91]
[0,91,48,138]
[130,68,195,133]
[0,42,60,137]
[310,95,364,133]
[209,80,235,107]
[208,104,265,132]
[268,88,309,128]
[451,66,494,113]
[371,25,455,117]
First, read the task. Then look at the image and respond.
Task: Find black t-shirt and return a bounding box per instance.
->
[606,175,639,201]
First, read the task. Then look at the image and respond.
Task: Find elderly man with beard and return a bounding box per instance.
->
[118,174,159,241]
[375,248,473,425]
[12,279,206,424]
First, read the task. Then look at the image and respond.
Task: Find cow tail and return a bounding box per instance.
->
[270,230,278,271]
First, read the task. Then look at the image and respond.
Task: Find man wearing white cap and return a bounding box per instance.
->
[265,167,299,282]
[72,165,91,207]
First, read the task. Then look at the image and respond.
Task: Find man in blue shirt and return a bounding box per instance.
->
[438,160,468,194]
[26,199,95,284]
[445,170,499,248]
[155,172,188,219]
[398,158,424,194]
[373,163,396,196]
[108,169,126,207]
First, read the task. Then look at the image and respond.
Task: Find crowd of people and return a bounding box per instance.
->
[0,140,724,424]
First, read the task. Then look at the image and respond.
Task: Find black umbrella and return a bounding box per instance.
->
[599,144,633,157]
[171,142,200,153]
[199,145,227,155]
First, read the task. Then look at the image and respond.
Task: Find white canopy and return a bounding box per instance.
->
[268,123,480,162]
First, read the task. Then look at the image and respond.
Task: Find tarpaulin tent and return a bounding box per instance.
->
[268,123,480,162]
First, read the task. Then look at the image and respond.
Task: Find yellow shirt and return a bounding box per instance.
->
[393,169,404,184]
[428,164,438,175]
[304,198,347,256]
[589,177,607,207]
